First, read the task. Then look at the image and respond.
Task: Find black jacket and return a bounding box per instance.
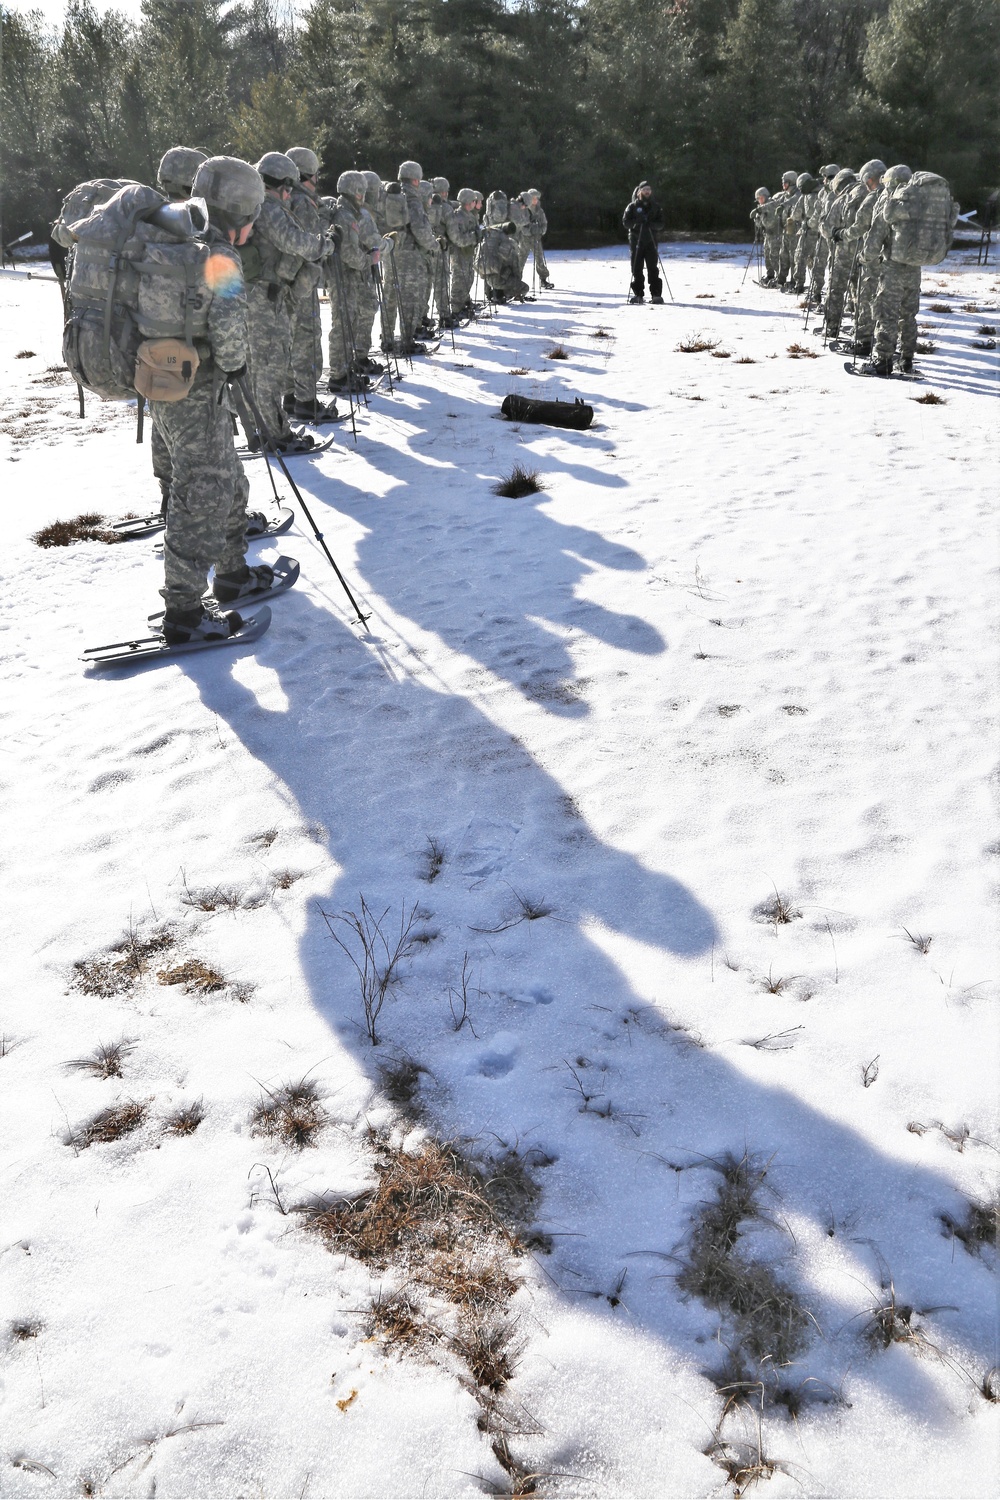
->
[623,195,664,241]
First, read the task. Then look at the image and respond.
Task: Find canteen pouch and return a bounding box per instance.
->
[134,337,200,402]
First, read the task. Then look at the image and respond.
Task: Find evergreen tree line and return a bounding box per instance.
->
[2,0,998,248]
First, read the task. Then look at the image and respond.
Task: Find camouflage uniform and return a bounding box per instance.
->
[864,190,919,366]
[447,190,482,315]
[420,180,445,328]
[521,191,550,285]
[839,168,886,346]
[354,198,383,367]
[431,177,454,324]
[485,190,509,227]
[751,192,783,282]
[790,177,819,291]
[508,193,531,274]
[393,164,439,351]
[286,178,325,405]
[478,224,527,301]
[241,191,329,442]
[325,186,370,384]
[155,228,251,614]
[806,170,838,300]
[775,176,800,284]
[819,171,860,337]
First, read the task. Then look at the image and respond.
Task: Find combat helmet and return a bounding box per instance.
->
[256,152,299,188]
[883,164,913,191]
[398,160,423,182]
[433,176,450,198]
[831,168,857,193]
[457,188,479,207]
[858,159,887,183]
[337,170,367,200]
[781,170,798,188]
[755,186,770,200]
[819,164,840,181]
[286,147,320,179]
[796,173,818,193]
[157,146,208,199]
[193,156,265,233]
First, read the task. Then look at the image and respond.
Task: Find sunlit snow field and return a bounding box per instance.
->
[1,246,998,1498]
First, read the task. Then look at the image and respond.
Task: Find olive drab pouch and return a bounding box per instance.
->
[134,338,200,402]
[383,183,410,229]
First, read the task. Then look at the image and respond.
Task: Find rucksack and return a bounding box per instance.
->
[62,183,214,403]
[485,191,508,227]
[885,171,956,266]
[51,178,137,249]
[383,182,410,229]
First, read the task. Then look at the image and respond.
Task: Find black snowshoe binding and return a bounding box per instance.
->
[650,293,664,304]
[212,562,275,605]
[289,398,342,424]
[163,601,244,646]
[628,293,644,304]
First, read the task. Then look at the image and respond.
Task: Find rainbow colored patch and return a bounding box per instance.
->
[204,252,244,298]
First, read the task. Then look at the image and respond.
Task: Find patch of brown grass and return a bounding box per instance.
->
[69,1099,149,1149]
[65,1038,135,1079]
[157,959,227,994]
[912,392,947,405]
[11,1319,43,1340]
[711,350,731,359]
[676,337,719,353]
[164,1100,206,1136]
[735,357,756,365]
[252,1078,325,1148]
[15,350,36,359]
[493,465,545,499]
[928,303,952,313]
[31,514,121,548]
[787,343,818,359]
[940,1197,998,1259]
[978,324,997,336]
[544,346,569,360]
[73,925,175,998]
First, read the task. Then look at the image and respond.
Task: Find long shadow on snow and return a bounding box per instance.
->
[191,595,993,1433]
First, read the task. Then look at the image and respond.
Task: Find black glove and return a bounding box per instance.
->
[832,228,844,244]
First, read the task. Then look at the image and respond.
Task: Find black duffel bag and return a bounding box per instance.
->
[501,394,594,429]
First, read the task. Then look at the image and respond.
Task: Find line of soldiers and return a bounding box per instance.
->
[751,160,959,377]
[50,148,553,646]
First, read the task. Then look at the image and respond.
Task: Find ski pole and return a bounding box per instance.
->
[328,251,359,442]
[650,227,675,302]
[741,230,760,287]
[235,375,370,626]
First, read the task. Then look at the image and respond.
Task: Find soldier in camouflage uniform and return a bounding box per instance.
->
[393,161,440,355]
[431,177,454,326]
[790,173,819,293]
[155,156,276,644]
[859,165,926,376]
[353,174,385,375]
[806,165,839,305]
[751,189,783,285]
[282,146,337,422]
[325,171,374,394]
[238,152,333,452]
[834,160,887,354]
[774,170,801,288]
[507,191,531,276]
[478,221,528,303]
[151,148,208,515]
[417,178,444,334]
[520,189,551,288]
[816,168,859,339]
[446,189,482,320]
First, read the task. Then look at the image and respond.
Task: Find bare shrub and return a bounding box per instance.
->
[69,1099,149,1149]
[320,897,419,1044]
[157,959,227,994]
[32,514,121,547]
[420,835,445,882]
[493,465,545,499]
[165,1100,206,1136]
[448,952,481,1035]
[676,337,719,353]
[251,1078,325,1149]
[65,1038,135,1079]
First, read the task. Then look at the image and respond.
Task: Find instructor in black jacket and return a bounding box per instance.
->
[623,182,664,303]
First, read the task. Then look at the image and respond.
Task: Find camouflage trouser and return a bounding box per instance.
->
[326,263,363,380]
[763,232,781,279]
[793,228,817,289]
[154,377,249,614]
[450,247,476,311]
[352,267,378,361]
[245,281,294,442]
[810,235,829,298]
[416,247,439,326]
[854,259,881,342]
[873,260,921,364]
[824,244,858,335]
[778,228,797,282]
[380,250,399,349]
[486,266,527,300]
[151,423,171,512]
[288,288,322,403]
[529,235,549,283]
[395,242,432,348]
[433,247,452,322]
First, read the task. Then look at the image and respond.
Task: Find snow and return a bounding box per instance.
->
[1,247,998,1498]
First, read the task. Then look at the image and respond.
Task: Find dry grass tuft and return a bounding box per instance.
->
[65,1038,135,1079]
[157,958,227,994]
[735,357,756,364]
[165,1100,206,1136]
[32,513,122,548]
[364,1289,430,1353]
[912,392,947,405]
[421,835,445,883]
[181,882,266,913]
[901,926,932,954]
[676,337,719,353]
[69,1099,148,1149]
[545,345,569,360]
[492,465,546,499]
[252,1077,325,1149]
[981,1368,1000,1403]
[451,1310,526,1392]
[73,924,174,998]
[705,1439,782,1497]
[591,327,613,339]
[15,349,36,359]
[915,340,937,353]
[940,1197,998,1259]
[756,891,801,926]
[787,343,818,359]
[11,1319,42,1340]
[961,302,979,312]
[378,1054,427,1115]
[711,350,732,359]
[271,869,303,891]
[927,303,952,313]
[978,323,997,336]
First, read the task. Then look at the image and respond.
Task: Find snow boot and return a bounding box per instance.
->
[898,356,914,373]
[540,277,554,289]
[290,398,341,424]
[327,374,372,395]
[849,338,872,356]
[278,430,317,454]
[163,601,243,646]
[628,293,644,304]
[855,357,894,378]
[212,562,275,605]
[355,356,384,375]
[650,294,664,304]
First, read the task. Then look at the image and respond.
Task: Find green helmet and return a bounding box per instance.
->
[884,164,913,191]
[286,146,320,179]
[256,152,299,188]
[193,156,265,233]
[157,146,208,199]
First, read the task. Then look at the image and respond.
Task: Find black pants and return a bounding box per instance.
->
[630,235,662,297]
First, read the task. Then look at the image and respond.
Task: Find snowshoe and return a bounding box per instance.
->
[844,357,894,378]
[289,398,343,425]
[246,508,293,539]
[162,600,246,646]
[278,431,318,454]
[327,374,372,395]
[212,561,276,605]
[147,557,299,622]
[84,607,271,669]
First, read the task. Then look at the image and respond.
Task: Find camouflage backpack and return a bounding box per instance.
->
[485,191,508,227]
[63,183,216,403]
[756,197,783,233]
[51,178,138,250]
[383,182,410,229]
[884,171,956,266]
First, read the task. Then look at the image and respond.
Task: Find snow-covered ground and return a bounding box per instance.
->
[1,246,997,1499]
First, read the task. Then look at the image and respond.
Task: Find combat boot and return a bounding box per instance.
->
[898,356,913,373]
[212,563,275,605]
[163,601,242,646]
[650,294,664,305]
[855,357,893,378]
[628,293,644,304]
